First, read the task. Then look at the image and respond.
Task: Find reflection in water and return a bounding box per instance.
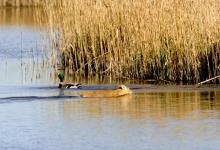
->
[9,89,218,150]
[63,95,132,120]
[0,7,53,85]
[0,7,43,26]
[0,27,53,85]
[62,90,220,121]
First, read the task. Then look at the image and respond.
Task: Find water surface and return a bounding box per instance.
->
[0,7,220,150]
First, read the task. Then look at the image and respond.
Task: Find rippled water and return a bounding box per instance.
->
[1,8,220,150]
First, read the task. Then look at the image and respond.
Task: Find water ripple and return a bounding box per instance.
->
[0,95,79,103]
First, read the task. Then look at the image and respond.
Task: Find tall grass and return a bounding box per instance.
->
[0,0,41,7]
[40,0,220,83]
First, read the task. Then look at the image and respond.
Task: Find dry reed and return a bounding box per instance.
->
[0,0,41,7]
[40,0,220,83]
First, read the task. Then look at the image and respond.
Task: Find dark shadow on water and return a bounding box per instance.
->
[0,95,79,104]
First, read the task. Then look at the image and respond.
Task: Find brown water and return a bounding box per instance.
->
[1,8,220,150]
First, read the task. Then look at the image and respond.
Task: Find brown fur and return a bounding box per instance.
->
[80,85,132,98]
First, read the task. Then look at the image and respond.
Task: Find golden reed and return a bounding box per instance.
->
[39,0,220,83]
[0,0,41,7]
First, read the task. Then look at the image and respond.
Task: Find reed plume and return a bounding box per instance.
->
[40,0,220,83]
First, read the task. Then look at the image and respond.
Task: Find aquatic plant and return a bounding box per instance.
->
[39,0,220,83]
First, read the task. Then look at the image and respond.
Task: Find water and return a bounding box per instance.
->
[1,8,220,150]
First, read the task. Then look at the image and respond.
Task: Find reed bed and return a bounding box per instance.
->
[0,0,41,7]
[40,0,220,83]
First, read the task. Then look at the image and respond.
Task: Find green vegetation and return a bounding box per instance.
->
[40,0,220,83]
